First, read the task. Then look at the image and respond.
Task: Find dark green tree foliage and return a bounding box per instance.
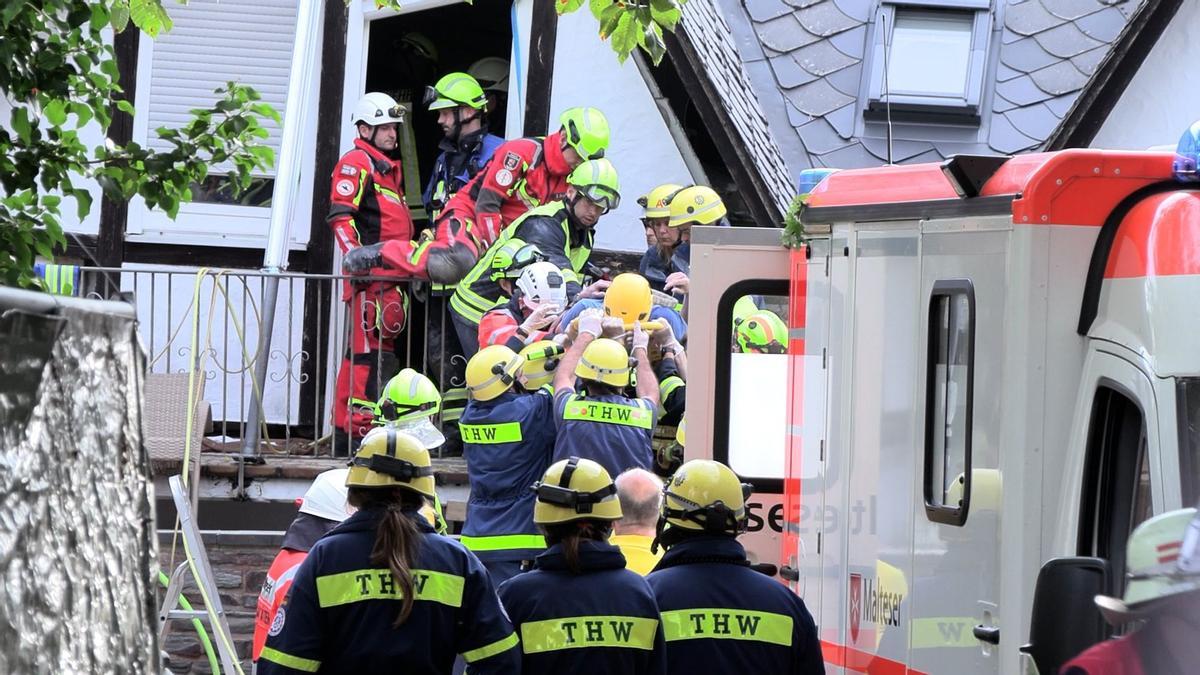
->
[0,1,279,288]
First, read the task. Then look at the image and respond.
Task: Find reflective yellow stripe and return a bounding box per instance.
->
[910,617,978,648]
[520,615,658,653]
[660,376,684,401]
[349,398,379,415]
[462,631,520,663]
[316,568,465,609]
[442,388,469,403]
[441,408,463,423]
[459,533,546,551]
[568,243,591,272]
[352,168,368,206]
[562,399,653,430]
[259,647,321,672]
[459,421,523,444]
[660,608,792,647]
[378,185,404,205]
[561,268,581,284]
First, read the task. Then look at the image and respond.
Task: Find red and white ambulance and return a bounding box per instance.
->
[684,141,1200,674]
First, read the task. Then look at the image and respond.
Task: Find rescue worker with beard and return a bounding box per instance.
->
[458,345,557,585]
[647,459,825,675]
[257,429,520,674]
[447,157,620,359]
[497,457,667,674]
[421,72,503,224]
[328,93,415,456]
[478,261,566,351]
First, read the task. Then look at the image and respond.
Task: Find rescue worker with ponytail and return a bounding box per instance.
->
[552,312,659,478]
[458,345,557,584]
[258,428,520,674]
[647,459,824,675]
[497,457,667,674]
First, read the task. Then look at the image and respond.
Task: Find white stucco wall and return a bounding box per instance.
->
[1091,0,1200,150]
[548,9,695,252]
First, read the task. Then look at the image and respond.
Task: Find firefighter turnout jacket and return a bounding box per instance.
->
[440,131,573,246]
[328,138,415,254]
[646,536,825,675]
[478,296,550,351]
[451,201,592,326]
[497,539,667,675]
[553,389,657,479]
[459,389,557,575]
[257,508,520,674]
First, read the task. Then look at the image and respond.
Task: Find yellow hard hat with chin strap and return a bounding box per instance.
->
[575,338,635,388]
[519,340,565,390]
[466,345,526,401]
[532,456,623,524]
[661,459,751,536]
[346,427,437,498]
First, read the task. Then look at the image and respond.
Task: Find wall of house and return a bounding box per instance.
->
[547,9,696,252]
[1091,0,1200,150]
[158,530,282,674]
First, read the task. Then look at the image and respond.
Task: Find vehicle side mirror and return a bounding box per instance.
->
[1021,556,1110,675]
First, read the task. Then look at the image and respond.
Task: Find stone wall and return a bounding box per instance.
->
[158,530,283,674]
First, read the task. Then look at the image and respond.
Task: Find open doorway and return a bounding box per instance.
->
[365,1,514,228]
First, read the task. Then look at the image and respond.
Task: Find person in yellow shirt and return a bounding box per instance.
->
[611,468,665,575]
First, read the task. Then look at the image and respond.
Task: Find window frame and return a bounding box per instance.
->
[866,1,992,117]
[712,278,790,494]
[923,279,976,526]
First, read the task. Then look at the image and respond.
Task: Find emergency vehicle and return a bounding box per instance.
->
[684,132,1200,675]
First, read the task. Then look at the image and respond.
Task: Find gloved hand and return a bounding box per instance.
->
[342,243,384,275]
[631,321,650,353]
[578,309,603,338]
[652,321,683,355]
[521,303,560,332]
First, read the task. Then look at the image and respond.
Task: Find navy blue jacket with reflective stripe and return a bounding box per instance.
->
[497,540,667,675]
[646,536,824,675]
[460,389,556,561]
[258,508,520,674]
[552,389,657,478]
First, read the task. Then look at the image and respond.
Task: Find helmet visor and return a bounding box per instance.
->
[579,185,620,213]
[388,418,446,450]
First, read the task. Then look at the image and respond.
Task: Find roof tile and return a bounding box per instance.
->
[859,135,938,162]
[1033,22,1103,58]
[995,74,1050,106]
[996,62,1024,83]
[786,100,817,128]
[1006,0,1065,37]
[825,101,857,138]
[794,40,860,76]
[1075,6,1126,42]
[827,23,869,58]
[905,148,946,164]
[989,112,1041,153]
[798,118,851,154]
[992,92,1021,113]
[831,0,873,23]
[769,53,822,87]
[1044,93,1077,117]
[999,36,1062,73]
[1042,0,1107,21]
[785,77,857,116]
[784,0,825,9]
[755,14,821,53]
[744,0,795,22]
[1004,102,1058,139]
[1070,44,1109,75]
[816,142,878,168]
[825,62,864,97]
[1029,59,1090,95]
[795,1,860,37]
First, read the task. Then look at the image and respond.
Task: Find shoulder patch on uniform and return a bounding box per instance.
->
[502,152,521,170]
[336,179,356,196]
[268,606,286,636]
[495,169,515,188]
[340,164,357,176]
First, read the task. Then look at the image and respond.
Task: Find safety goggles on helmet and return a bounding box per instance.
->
[350,451,435,482]
[421,86,439,108]
[577,184,620,213]
[662,482,754,535]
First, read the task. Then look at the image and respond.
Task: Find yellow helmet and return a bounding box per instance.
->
[668,185,726,227]
[603,273,653,328]
[532,456,623,524]
[662,459,750,535]
[946,469,1002,514]
[466,345,526,401]
[346,427,436,498]
[575,338,633,388]
[519,340,565,390]
[676,418,686,446]
[638,183,683,220]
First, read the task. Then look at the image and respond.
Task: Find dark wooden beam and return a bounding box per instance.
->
[662,29,781,227]
[94,27,140,274]
[523,0,559,136]
[123,242,308,269]
[299,0,350,426]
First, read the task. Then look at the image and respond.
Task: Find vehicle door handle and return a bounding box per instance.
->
[973,624,1000,644]
[779,565,800,581]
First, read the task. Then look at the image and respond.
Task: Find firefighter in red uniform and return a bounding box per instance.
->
[328,92,417,456]
[345,107,611,286]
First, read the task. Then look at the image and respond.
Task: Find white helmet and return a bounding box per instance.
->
[297,469,352,522]
[468,57,510,93]
[352,92,404,127]
[516,261,567,309]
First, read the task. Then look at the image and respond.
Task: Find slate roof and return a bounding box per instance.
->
[712,0,1140,180]
[680,0,799,212]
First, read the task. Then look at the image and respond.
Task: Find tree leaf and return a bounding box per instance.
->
[11,107,32,143]
[129,0,172,38]
[45,100,68,127]
[557,0,585,14]
[589,0,611,19]
[610,12,638,62]
[110,4,131,32]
